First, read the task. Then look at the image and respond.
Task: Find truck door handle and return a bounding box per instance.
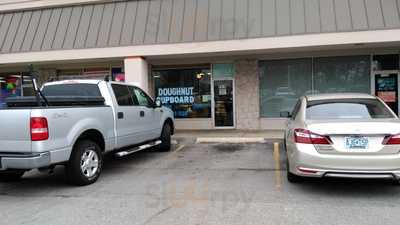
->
[140,111,145,117]
[118,112,124,119]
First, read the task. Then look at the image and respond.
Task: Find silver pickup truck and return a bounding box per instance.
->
[0,80,174,185]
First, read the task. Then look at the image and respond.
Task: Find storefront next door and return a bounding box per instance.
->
[373,72,400,115]
[213,79,235,128]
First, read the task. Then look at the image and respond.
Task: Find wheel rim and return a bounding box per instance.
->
[80,147,99,178]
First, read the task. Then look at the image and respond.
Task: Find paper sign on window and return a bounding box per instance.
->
[219,85,227,95]
[377,91,397,103]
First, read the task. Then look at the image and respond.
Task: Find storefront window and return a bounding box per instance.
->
[55,69,83,80]
[153,67,211,118]
[259,55,371,118]
[55,67,115,81]
[83,68,110,80]
[0,75,21,108]
[372,54,399,71]
[21,75,34,97]
[112,67,125,82]
[0,73,33,109]
[259,59,312,117]
[313,56,370,94]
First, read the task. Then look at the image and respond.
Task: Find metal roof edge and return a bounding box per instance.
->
[0,0,121,13]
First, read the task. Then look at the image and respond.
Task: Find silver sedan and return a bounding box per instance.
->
[283,93,400,183]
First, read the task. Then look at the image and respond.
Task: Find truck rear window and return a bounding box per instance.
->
[42,84,102,97]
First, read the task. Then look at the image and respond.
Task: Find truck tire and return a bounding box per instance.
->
[0,170,25,182]
[66,140,103,186]
[158,123,172,152]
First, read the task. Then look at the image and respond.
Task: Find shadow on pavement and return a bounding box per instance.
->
[288,176,400,198]
[0,148,167,194]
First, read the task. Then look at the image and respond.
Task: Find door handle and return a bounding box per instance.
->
[140,111,145,117]
[117,112,124,119]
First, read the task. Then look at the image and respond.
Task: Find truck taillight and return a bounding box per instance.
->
[30,117,49,141]
[294,128,331,145]
[382,134,400,145]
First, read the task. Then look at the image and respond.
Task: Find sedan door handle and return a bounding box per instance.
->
[140,111,145,117]
[117,112,124,119]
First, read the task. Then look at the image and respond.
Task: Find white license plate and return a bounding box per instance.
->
[345,137,369,149]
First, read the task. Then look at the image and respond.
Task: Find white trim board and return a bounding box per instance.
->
[0,0,104,12]
[1,29,400,65]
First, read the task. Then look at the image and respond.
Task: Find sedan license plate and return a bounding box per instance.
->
[345,137,369,149]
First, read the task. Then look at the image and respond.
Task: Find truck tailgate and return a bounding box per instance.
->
[0,109,32,153]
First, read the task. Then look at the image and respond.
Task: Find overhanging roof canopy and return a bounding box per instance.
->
[0,0,400,54]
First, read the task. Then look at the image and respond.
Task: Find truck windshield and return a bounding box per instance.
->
[306,98,395,120]
[42,84,102,97]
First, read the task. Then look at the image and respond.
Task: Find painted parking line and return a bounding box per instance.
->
[173,144,185,153]
[273,142,282,189]
[167,144,185,160]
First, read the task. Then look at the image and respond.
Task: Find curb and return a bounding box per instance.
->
[196,137,267,144]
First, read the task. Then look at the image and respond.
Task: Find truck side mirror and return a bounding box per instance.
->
[280,111,291,118]
[155,99,161,108]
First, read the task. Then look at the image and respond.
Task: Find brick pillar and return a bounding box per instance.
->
[124,57,149,92]
[234,59,260,130]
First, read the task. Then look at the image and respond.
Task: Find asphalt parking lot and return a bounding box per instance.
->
[1,141,400,225]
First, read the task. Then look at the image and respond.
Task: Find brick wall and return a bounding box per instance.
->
[234,59,261,130]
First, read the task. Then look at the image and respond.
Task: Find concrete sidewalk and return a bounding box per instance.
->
[173,130,284,144]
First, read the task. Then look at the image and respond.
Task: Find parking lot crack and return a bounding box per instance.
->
[141,206,172,225]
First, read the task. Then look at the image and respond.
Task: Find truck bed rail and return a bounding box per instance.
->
[6,96,105,108]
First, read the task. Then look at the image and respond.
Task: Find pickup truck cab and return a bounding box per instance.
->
[0,80,174,185]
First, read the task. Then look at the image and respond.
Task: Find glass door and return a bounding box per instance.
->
[374,72,399,115]
[213,79,235,128]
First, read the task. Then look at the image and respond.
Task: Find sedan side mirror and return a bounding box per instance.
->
[280,111,291,118]
[155,99,162,108]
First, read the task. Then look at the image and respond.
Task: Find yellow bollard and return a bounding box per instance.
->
[273,142,282,189]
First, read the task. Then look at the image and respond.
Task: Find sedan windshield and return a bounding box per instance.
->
[306,98,395,120]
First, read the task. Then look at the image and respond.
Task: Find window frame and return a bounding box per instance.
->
[111,84,135,106]
[132,86,155,108]
[290,99,302,120]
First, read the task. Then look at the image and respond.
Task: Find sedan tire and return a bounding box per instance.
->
[286,158,303,183]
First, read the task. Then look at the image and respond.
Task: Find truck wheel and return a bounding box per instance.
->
[158,123,172,152]
[0,170,25,182]
[66,140,103,186]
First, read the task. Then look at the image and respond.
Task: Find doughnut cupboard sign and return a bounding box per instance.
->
[157,87,195,104]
